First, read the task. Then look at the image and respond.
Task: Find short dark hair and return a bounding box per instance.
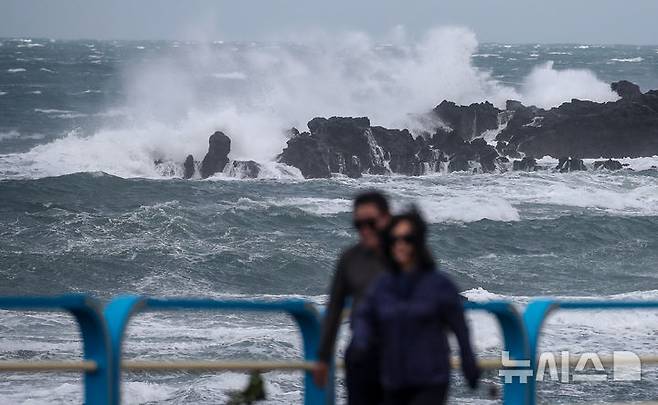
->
[383,209,436,272]
[353,190,390,215]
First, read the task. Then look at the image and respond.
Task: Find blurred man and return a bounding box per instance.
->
[313,191,391,405]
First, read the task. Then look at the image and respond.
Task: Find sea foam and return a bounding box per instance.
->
[610,57,644,63]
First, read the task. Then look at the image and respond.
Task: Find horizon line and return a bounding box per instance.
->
[1,36,657,47]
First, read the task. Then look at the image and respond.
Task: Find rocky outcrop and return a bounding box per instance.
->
[277,116,504,178]
[301,116,371,178]
[181,134,262,179]
[512,157,538,171]
[556,157,586,172]
[370,126,442,175]
[593,159,623,171]
[178,80,658,179]
[277,132,331,178]
[183,155,195,179]
[227,160,261,178]
[432,101,501,141]
[497,81,658,158]
[278,117,428,178]
[611,80,642,100]
[200,131,231,179]
[430,131,500,172]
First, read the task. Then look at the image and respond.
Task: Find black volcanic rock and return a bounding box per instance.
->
[200,131,231,179]
[273,80,658,179]
[497,82,658,158]
[431,130,465,152]
[279,117,396,178]
[505,100,526,112]
[593,158,623,171]
[183,155,195,179]
[414,136,445,174]
[286,127,300,137]
[431,131,499,173]
[513,157,538,171]
[431,131,470,172]
[370,126,427,175]
[556,157,586,172]
[278,117,451,178]
[611,80,642,99]
[278,132,331,178]
[228,160,261,178]
[471,138,501,172]
[307,117,372,178]
[432,101,501,141]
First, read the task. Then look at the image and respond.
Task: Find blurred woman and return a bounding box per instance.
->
[351,210,479,405]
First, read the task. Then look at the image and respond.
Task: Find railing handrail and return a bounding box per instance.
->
[2,295,658,405]
[0,360,98,372]
[103,295,324,405]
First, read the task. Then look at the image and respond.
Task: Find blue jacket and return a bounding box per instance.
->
[351,268,479,390]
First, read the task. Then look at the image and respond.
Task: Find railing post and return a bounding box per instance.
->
[104,295,146,405]
[465,301,531,405]
[522,300,658,405]
[289,302,326,405]
[314,306,336,405]
[66,297,113,405]
[0,294,112,405]
[522,299,559,405]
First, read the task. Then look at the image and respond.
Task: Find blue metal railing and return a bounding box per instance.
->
[465,301,531,405]
[0,294,111,405]
[1,294,657,404]
[104,296,324,405]
[523,299,658,405]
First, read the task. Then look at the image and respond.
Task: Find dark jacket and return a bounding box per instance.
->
[317,244,387,363]
[351,268,479,390]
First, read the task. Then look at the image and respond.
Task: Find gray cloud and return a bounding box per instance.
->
[1,0,656,44]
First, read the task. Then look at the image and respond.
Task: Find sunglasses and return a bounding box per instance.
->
[390,234,417,244]
[353,218,378,230]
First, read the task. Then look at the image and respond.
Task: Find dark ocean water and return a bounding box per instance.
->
[1,35,658,403]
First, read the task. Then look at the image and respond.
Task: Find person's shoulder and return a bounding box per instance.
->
[364,272,394,297]
[377,271,396,284]
[426,268,459,291]
[334,244,359,269]
[339,244,362,260]
[364,271,394,291]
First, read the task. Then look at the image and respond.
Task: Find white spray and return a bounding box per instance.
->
[2,27,619,178]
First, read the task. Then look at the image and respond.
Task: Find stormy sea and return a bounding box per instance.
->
[1,28,658,403]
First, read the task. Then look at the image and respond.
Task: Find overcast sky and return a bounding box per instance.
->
[1,0,656,44]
